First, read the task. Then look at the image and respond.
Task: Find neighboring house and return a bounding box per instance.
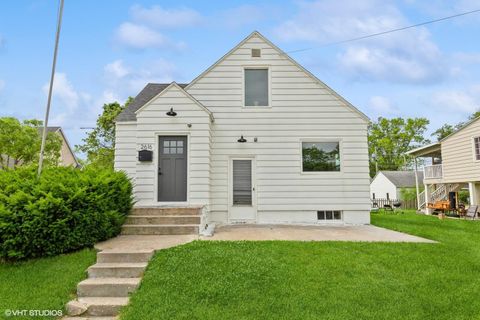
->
[1,126,79,168]
[407,116,480,212]
[370,171,424,200]
[41,127,79,167]
[114,31,371,226]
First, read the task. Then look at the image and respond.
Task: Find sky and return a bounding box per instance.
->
[1,0,480,153]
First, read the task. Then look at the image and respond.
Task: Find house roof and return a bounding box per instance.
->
[379,171,424,188]
[116,83,188,122]
[440,116,480,142]
[405,142,441,157]
[39,126,80,167]
[116,31,370,123]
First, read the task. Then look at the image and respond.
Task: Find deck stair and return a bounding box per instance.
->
[419,184,461,209]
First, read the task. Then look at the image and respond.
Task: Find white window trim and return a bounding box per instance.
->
[299,138,343,174]
[317,210,343,223]
[242,66,271,109]
[473,136,480,162]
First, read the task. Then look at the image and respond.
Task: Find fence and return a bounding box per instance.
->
[371,198,418,210]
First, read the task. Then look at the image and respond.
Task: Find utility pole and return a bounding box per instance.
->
[38,0,64,177]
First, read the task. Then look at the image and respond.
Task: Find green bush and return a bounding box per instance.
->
[0,166,133,260]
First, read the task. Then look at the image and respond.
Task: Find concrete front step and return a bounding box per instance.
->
[77,297,129,317]
[96,250,154,263]
[131,207,201,216]
[77,278,141,297]
[125,215,201,225]
[88,263,148,278]
[121,224,199,235]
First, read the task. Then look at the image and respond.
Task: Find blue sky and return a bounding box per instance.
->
[1,0,480,151]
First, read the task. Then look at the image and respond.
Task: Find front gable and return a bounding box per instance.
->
[135,82,214,123]
[186,31,369,122]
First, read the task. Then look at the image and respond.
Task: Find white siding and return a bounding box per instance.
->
[114,122,137,187]
[187,34,370,224]
[441,119,480,183]
[370,173,398,200]
[134,85,212,206]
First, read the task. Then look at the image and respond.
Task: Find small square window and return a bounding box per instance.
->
[326,211,333,220]
[317,211,325,220]
[164,141,170,147]
[163,147,170,154]
[171,141,177,147]
[177,147,183,154]
[334,211,342,220]
[178,141,183,147]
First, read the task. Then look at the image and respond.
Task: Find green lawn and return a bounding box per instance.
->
[0,249,96,320]
[121,212,480,320]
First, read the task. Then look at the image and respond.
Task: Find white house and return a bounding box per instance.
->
[370,171,424,200]
[407,116,480,212]
[114,31,371,231]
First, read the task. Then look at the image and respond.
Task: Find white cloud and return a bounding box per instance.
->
[115,22,170,49]
[274,0,448,84]
[430,87,480,113]
[368,95,398,116]
[104,59,129,79]
[101,58,178,103]
[130,5,202,28]
[43,73,79,110]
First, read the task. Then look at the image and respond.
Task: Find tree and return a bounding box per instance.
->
[368,117,430,177]
[76,97,133,168]
[432,110,480,141]
[0,117,62,169]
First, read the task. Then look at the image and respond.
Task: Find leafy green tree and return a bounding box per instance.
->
[368,117,430,177]
[0,117,62,169]
[76,97,133,168]
[432,110,480,141]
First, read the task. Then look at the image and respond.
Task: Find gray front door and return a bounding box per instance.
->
[158,136,187,202]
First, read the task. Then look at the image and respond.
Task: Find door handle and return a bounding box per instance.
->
[158,168,162,175]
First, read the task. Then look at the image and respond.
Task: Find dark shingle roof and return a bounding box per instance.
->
[116,83,188,122]
[381,171,424,188]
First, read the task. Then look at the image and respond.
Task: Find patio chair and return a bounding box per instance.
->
[371,202,379,213]
[465,205,478,220]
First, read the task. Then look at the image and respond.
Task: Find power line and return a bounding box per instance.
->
[287,8,480,54]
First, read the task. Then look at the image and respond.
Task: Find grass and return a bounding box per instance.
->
[121,211,480,320]
[0,249,96,320]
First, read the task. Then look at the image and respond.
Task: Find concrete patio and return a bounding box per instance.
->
[200,224,435,243]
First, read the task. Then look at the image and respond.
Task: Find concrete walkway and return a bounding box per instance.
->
[95,235,197,252]
[200,224,435,243]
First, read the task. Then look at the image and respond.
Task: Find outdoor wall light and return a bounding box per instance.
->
[237,135,247,143]
[166,107,177,117]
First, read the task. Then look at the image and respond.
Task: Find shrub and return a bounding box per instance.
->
[0,166,133,260]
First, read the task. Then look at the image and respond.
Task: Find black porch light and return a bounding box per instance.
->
[166,107,177,117]
[237,135,247,143]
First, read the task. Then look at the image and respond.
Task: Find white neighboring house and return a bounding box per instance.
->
[370,171,424,200]
[407,116,480,213]
[114,31,371,227]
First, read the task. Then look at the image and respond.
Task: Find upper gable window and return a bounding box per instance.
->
[244,68,268,107]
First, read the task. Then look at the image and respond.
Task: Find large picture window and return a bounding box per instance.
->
[302,142,340,172]
[244,68,268,107]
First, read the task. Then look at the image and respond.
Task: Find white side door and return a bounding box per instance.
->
[229,157,256,222]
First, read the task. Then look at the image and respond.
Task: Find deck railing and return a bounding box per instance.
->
[424,164,443,179]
